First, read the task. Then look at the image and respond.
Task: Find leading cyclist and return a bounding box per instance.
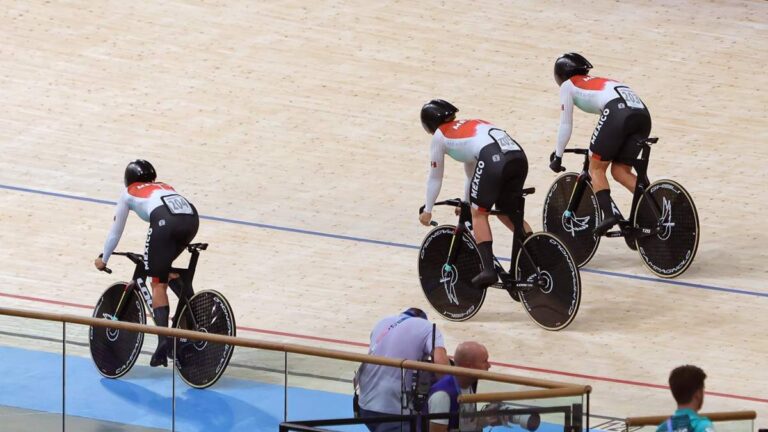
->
[549,53,652,236]
[94,160,199,367]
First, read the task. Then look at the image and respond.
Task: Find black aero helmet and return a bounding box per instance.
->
[420,99,458,134]
[124,159,156,186]
[554,52,593,85]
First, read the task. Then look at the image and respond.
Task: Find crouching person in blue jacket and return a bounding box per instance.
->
[427,342,540,432]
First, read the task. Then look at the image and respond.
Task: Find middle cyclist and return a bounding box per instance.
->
[419,99,531,288]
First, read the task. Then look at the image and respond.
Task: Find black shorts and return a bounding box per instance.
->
[469,143,528,215]
[144,202,199,283]
[589,97,652,164]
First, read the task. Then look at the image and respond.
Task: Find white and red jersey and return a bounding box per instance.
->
[425,119,503,212]
[101,182,184,263]
[556,75,645,156]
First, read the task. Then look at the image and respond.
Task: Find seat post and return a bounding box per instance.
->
[509,196,526,264]
[185,249,201,284]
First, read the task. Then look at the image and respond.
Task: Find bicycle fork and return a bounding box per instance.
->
[565,173,589,217]
[107,282,135,321]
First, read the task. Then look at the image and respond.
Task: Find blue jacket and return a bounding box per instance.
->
[428,375,477,431]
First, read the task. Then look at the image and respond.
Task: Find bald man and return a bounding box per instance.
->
[427,341,490,432]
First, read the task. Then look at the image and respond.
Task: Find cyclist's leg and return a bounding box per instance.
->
[589,99,629,235]
[469,144,505,287]
[496,153,531,236]
[169,208,200,328]
[144,209,173,366]
[497,214,532,234]
[471,209,492,242]
[612,109,652,192]
[610,162,636,192]
[145,206,198,366]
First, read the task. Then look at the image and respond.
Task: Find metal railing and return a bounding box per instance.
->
[0,306,592,431]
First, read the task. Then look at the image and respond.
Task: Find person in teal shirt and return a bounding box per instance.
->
[657,365,715,432]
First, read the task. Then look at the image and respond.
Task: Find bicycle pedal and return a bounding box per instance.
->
[605,230,624,238]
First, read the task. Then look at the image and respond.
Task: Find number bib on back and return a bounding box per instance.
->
[615,86,645,109]
[488,128,521,153]
[162,194,194,215]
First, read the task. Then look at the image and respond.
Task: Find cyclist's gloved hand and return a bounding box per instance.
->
[549,152,565,173]
[419,211,432,226]
[94,256,107,271]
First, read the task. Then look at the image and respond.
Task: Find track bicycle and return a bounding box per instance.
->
[89,243,236,389]
[418,188,581,331]
[542,137,699,278]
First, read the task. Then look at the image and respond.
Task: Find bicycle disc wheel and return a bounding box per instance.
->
[515,233,581,331]
[542,172,601,267]
[418,225,486,321]
[89,282,146,379]
[634,179,700,278]
[174,290,236,389]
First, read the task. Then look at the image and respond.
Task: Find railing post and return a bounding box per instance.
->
[62,321,66,432]
[284,351,288,422]
[572,403,583,432]
[172,336,176,432]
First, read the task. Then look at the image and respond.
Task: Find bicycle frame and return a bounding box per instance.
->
[107,244,207,328]
[563,138,664,238]
[426,192,542,292]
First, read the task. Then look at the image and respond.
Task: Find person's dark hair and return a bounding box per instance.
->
[402,307,427,319]
[669,365,706,404]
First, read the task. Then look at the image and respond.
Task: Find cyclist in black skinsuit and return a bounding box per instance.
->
[94,160,198,367]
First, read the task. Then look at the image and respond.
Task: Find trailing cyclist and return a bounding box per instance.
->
[419,99,531,288]
[549,52,652,237]
[94,160,199,367]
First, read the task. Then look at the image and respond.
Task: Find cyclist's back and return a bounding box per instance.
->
[428,118,528,214]
[557,74,651,164]
[432,119,520,163]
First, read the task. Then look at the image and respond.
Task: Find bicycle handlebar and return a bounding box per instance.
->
[565,137,658,157]
[419,199,464,227]
[429,198,465,209]
[418,188,534,225]
[98,244,208,275]
[564,149,590,155]
[111,251,144,261]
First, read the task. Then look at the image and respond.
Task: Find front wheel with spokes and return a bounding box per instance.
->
[174,290,236,389]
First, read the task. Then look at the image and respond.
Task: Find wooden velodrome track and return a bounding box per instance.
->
[0,0,766,426]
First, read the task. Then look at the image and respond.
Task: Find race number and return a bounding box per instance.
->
[488,128,521,153]
[615,86,645,109]
[162,194,194,215]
